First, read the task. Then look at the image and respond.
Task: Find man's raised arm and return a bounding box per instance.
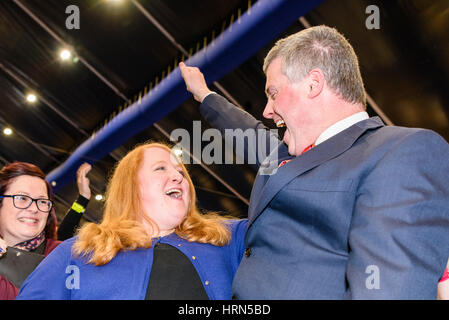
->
[179,62,284,171]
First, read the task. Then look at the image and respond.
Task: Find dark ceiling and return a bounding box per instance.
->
[1,0,448,226]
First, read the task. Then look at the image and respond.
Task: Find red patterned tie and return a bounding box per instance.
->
[278,144,315,168]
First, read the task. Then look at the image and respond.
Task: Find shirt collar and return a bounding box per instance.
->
[315,111,369,146]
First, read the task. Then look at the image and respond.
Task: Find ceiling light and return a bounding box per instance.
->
[3,128,12,136]
[60,49,72,61]
[95,194,104,201]
[173,148,183,158]
[26,93,37,103]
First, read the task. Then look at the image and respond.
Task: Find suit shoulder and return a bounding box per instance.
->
[366,125,448,149]
[376,125,442,139]
[382,126,448,148]
[360,126,449,172]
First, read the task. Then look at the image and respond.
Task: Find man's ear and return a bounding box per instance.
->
[307,68,325,99]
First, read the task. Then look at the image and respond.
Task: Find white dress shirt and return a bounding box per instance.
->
[314,112,369,146]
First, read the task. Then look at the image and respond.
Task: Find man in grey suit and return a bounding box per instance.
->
[179,25,449,299]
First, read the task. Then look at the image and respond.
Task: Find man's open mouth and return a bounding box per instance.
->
[276,119,286,128]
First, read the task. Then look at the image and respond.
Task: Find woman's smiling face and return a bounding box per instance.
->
[137,146,190,236]
[0,175,49,246]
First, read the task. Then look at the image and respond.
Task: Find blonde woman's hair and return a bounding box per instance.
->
[73,142,232,266]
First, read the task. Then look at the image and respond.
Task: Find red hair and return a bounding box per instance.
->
[73,142,233,266]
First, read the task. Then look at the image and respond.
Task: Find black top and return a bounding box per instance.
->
[57,195,90,241]
[0,243,46,288]
[32,241,46,254]
[145,242,209,300]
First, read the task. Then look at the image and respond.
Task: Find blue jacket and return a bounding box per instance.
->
[201,93,449,299]
[17,219,247,300]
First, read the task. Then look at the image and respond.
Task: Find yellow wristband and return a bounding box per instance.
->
[71,202,85,214]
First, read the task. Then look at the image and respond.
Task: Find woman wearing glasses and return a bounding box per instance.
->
[17,142,247,300]
[0,162,58,300]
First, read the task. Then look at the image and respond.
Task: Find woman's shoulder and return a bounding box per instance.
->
[43,237,77,259]
[226,218,248,232]
[221,219,247,244]
[44,238,62,256]
[58,236,78,247]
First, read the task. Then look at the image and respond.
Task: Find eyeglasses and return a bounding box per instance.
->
[0,194,53,213]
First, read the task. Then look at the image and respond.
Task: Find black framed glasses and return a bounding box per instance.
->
[0,194,53,213]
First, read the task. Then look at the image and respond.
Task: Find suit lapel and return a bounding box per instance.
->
[248,117,384,227]
[249,140,291,205]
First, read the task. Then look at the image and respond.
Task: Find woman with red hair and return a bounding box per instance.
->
[17,142,247,300]
[0,162,60,299]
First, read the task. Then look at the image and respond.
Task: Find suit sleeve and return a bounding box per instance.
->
[346,130,449,299]
[200,93,283,171]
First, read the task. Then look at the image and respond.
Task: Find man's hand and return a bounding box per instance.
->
[179,62,213,103]
[77,162,92,200]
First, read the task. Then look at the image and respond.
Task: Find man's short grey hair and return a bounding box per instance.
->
[263,25,367,108]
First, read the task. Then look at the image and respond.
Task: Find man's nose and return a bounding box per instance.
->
[263,100,274,119]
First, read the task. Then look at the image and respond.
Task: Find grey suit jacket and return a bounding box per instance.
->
[200,93,449,299]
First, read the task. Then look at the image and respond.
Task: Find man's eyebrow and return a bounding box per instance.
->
[265,86,276,97]
[265,86,271,97]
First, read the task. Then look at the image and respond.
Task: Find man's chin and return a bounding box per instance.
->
[288,146,297,156]
[283,135,295,156]
[282,131,289,145]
